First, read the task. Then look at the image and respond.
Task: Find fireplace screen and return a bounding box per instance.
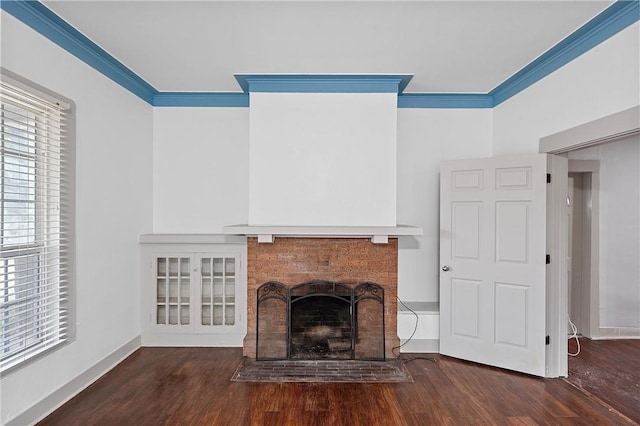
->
[256,280,385,360]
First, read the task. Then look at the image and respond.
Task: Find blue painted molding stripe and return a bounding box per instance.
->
[397,93,493,109]
[1,0,157,104]
[491,0,640,106]
[235,74,413,94]
[2,0,638,108]
[153,92,249,107]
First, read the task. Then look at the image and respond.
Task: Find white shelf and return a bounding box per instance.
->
[222,224,422,244]
[397,301,439,314]
[139,234,246,245]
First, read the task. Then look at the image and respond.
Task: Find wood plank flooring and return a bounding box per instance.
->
[39,344,638,425]
[566,338,640,424]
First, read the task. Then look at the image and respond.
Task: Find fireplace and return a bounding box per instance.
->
[289,281,354,360]
[245,237,399,359]
[256,280,385,360]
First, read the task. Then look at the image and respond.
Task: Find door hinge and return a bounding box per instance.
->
[546,173,551,183]
[546,254,551,264]
[546,335,550,345]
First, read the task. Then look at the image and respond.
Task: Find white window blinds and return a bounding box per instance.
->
[0,80,72,373]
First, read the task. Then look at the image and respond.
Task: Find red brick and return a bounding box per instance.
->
[243,238,399,358]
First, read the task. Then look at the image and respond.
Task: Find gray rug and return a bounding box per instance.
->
[231,357,413,383]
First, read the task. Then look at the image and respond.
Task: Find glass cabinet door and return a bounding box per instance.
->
[156,256,190,326]
[200,256,235,326]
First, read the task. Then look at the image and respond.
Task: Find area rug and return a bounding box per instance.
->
[231,357,413,383]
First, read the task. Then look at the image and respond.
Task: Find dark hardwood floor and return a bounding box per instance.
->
[566,338,640,424]
[39,342,639,426]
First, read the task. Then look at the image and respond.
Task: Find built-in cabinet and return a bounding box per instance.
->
[140,235,246,346]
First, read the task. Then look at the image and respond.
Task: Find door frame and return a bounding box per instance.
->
[539,105,639,376]
[539,106,639,154]
[545,155,568,378]
[567,160,600,339]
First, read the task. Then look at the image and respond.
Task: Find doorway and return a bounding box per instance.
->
[567,168,597,338]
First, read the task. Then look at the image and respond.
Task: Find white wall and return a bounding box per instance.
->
[249,92,397,227]
[397,109,493,301]
[153,106,493,302]
[1,12,153,424]
[493,22,640,156]
[151,22,640,306]
[153,108,249,233]
[492,22,639,335]
[569,135,640,330]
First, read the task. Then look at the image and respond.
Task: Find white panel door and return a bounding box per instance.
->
[440,154,548,376]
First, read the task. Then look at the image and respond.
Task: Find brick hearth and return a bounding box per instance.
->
[244,237,399,358]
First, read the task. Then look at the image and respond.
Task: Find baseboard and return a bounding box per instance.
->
[592,326,640,339]
[7,335,141,426]
[399,338,439,353]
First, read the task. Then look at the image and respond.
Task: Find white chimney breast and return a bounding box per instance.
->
[248,92,397,227]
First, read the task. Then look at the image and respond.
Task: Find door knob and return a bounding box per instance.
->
[441,265,450,272]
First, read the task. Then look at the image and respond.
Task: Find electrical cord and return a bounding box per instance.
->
[568,315,581,356]
[393,298,436,363]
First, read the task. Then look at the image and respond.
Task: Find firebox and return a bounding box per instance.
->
[256,280,385,361]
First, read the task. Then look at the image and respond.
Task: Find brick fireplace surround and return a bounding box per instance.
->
[244,237,399,359]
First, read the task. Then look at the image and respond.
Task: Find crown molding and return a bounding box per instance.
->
[153,92,249,107]
[397,93,493,109]
[491,0,639,106]
[1,0,157,104]
[235,74,413,94]
[2,1,637,109]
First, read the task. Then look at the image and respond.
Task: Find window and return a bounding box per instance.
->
[0,76,73,373]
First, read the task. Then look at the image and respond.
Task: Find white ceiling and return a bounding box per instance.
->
[43,1,613,93]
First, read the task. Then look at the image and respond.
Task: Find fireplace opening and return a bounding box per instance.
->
[256,280,385,361]
[290,284,352,359]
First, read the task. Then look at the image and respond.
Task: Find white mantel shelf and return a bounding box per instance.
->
[222,224,423,244]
